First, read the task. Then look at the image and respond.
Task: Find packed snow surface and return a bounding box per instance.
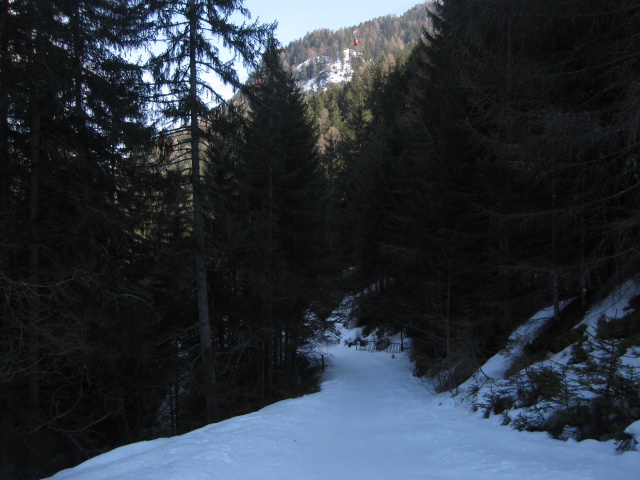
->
[45,327,639,480]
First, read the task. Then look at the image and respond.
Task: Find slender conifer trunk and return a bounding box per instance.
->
[188,0,217,423]
[27,110,41,466]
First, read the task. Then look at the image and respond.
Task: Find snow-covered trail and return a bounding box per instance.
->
[46,333,639,480]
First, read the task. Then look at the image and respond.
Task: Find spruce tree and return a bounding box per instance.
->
[150,0,273,423]
[208,39,329,404]
[0,0,162,476]
[247,39,329,397]
[461,0,640,312]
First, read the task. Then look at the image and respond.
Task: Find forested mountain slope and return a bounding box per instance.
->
[279,2,432,88]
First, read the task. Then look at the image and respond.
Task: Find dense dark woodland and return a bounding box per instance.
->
[1,0,639,478]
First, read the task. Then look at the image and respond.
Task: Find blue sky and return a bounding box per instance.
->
[243,0,422,46]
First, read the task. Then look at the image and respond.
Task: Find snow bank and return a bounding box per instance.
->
[457,279,640,449]
[578,279,640,336]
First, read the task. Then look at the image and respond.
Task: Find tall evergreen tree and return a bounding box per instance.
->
[247,39,329,399]
[207,39,330,406]
[461,0,640,312]
[150,0,273,423]
[0,1,164,477]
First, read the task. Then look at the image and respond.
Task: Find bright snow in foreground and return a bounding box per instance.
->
[45,327,639,480]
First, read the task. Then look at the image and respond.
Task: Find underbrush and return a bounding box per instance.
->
[459,289,640,451]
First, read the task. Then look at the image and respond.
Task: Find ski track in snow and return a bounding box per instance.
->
[45,329,639,480]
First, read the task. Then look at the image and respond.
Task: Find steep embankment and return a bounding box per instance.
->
[458,279,640,446]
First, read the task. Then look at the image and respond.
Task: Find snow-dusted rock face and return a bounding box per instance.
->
[296,48,363,93]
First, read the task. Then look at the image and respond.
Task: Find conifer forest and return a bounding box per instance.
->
[1,1,639,478]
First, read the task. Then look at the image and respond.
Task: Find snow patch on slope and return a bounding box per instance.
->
[297,48,363,93]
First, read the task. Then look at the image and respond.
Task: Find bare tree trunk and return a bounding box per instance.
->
[0,84,8,276]
[262,144,275,400]
[189,1,217,423]
[27,111,42,466]
[0,60,9,330]
[579,175,588,307]
[445,242,453,391]
[551,178,561,321]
